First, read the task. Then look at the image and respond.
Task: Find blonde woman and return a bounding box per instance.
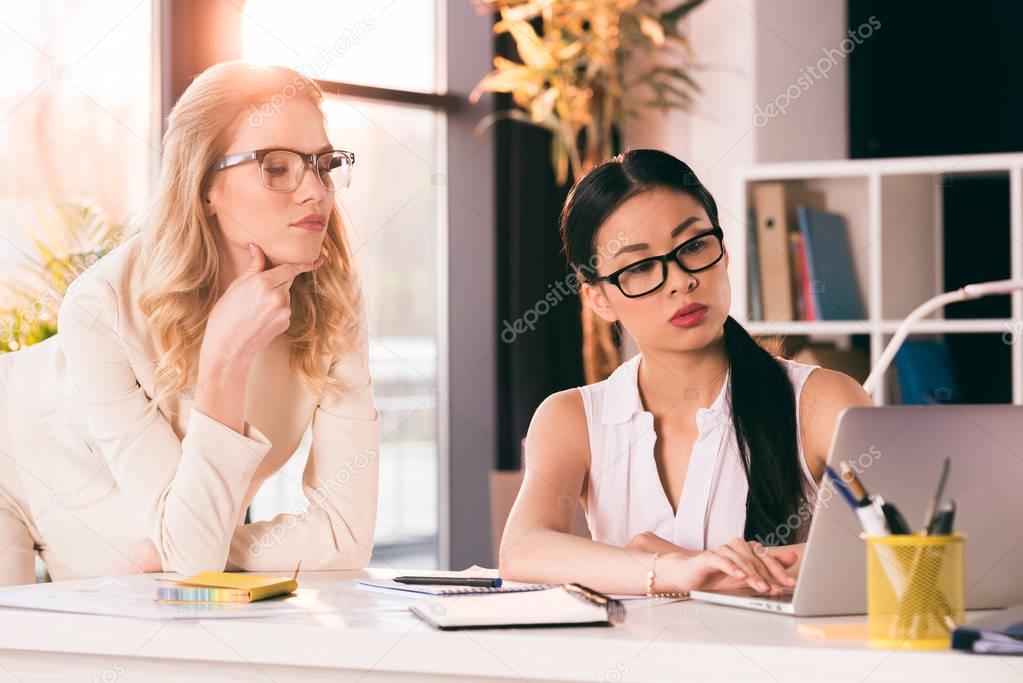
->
[0,62,380,584]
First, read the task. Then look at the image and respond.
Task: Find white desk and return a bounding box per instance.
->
[0,569,1016,682]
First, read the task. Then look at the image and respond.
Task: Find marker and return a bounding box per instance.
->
[858,495,891,536]
[881,500,911,534]
[823,460,888,535]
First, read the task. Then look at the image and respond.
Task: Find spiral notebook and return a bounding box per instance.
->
[952,603,1023,654]
[410,583,625,630]
[356,577,556,597]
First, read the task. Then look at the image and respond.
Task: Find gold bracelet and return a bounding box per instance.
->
[645,552,661,596]
[645,552,690,599]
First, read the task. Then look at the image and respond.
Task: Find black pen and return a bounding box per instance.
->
[393,576,503,588]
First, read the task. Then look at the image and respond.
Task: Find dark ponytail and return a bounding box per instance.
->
[560,149,808,545]
[722,316,806,544]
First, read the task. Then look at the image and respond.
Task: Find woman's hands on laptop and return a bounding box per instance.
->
[628,532,798,594]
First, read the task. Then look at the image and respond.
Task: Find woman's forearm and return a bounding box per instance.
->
[627,531,693,556]
[500,527,666,595]
[195,347,253,433]
[501,526,799,596]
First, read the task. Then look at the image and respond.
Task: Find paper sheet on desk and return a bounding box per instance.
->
[0,578,336,620]
[393,564,499,579]
[371,566,682,602]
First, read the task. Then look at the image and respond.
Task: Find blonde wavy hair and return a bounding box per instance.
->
[139,61,362,404]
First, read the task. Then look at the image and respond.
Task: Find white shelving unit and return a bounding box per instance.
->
[728,152,1023,406]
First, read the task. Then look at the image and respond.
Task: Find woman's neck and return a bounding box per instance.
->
[636,336,729,416]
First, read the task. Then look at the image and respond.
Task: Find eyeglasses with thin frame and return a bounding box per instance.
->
[588,226,725,298]
[212,147,355,193]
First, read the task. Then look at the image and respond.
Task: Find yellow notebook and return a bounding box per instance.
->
[156,564,300,603]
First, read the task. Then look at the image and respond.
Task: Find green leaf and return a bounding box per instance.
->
[661,0,705,26]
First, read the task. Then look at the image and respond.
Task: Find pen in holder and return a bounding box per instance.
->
[862,533,965,650]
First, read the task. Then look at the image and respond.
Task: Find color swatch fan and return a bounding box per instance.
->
[156,564,301,603]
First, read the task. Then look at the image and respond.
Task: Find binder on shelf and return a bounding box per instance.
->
[751,183,825,321]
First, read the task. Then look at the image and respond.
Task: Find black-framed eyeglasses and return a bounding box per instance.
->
[588,227,724,298]
[212,148,355,193]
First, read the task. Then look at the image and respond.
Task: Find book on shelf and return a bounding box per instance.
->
[796,231,816,320]
[796,206,866,321]
[788,232,818,321]
[750,183,824,321]
[747,206,763,321]
[787,232,804,319]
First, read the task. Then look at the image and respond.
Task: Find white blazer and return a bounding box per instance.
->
[0,233,380,580]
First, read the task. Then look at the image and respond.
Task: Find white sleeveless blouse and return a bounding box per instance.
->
[578,353,819,550]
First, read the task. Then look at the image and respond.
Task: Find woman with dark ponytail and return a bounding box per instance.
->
[500,149,871,595]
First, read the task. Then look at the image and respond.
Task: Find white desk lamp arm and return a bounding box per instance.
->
[862,278,1023,397]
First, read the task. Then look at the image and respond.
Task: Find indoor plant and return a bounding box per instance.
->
[0,201,123,353]
[472,0,706,382]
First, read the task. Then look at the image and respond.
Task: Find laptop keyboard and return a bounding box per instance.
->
[707,588,795,603]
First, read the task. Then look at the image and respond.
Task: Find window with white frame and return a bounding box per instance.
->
[242,0,447,567]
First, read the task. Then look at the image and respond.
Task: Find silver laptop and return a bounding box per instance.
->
[690,405,1023,616]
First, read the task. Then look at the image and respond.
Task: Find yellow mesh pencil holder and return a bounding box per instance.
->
[862,533,965,650]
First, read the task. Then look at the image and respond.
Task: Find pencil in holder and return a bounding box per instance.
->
[862,533,965,650]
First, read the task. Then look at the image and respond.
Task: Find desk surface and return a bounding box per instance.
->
[0,569,1016,683]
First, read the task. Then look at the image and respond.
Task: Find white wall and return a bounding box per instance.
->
[621,0,851,325]
[753,0,848,163]
[623,0,850,221]
[623,0,758,230]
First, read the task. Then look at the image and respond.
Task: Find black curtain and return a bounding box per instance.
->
[494,33,584,471]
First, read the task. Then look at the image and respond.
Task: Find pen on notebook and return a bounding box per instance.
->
[921,456,951,534]
[393,576,503,588]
